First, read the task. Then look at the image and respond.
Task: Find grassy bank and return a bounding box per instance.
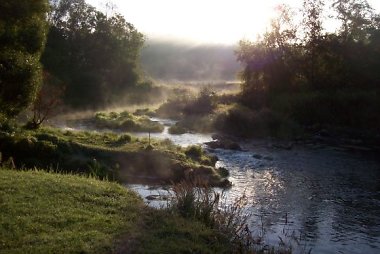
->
[0,124,228,187]
[91,111,164,133]
[0,169,233,253]
[0,169,142,253]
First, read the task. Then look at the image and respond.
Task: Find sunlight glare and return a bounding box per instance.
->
[87,0,380,44]
[88,0,283,44]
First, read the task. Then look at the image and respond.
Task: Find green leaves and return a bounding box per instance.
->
[43,0,144,108]
[0,0,48,117]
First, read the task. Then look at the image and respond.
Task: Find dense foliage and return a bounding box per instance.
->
[0,0,48,117]
[236,0,380,131]
[42,0,144,108]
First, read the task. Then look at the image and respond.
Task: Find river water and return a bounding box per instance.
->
[127,118,380,254]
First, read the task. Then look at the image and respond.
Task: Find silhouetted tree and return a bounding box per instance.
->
[236,5,300,108]
[26,72,65,129]
[235,0,380,131]
[0,0,48,117]
[332,0,375,41]
[302,0,324,88]
[42,0,144,108]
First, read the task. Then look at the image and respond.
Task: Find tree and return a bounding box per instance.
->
[236,5,300,108]
[332,0,375,41]
[302,0,324,88]
[0,0,49,117]
[42,0,144,108]
[331,0,378,88]
[26,72,65,129]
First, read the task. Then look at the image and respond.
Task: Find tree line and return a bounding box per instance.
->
[1,0,144,121]
[43,0,144,108]
[236,0,380,130]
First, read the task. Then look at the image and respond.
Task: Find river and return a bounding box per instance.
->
[127,118,380,254]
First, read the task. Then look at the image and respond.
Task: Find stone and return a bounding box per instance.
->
[252,154,263,159]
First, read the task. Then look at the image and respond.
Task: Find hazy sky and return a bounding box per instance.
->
[87,0,380,44]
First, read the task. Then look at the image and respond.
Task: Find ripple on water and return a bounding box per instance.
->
[122,118,380,254]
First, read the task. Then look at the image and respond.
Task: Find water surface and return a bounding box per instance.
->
[128,118,380,254]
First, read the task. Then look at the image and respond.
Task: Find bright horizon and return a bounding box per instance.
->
[87,0,380,45]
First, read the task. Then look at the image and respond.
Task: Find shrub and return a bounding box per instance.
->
[168,124,187,134]
[214,104,300,138]
[269,89,380,133]
[117,134,132,144]
[217,167,229,178]
[185,145,203,160]
[119,111,132,118]
[133,108,155,117]
[93,111,164,133]
[120,119,137,130]
[0,118,18,133]
[183,87,217,115]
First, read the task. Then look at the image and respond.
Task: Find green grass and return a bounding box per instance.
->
[0,169,234,254]
[92,111,164,133]
[0,125,229,186]
[0,169,142,254]
[133,210,232,254]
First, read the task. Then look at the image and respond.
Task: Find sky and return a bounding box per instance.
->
[87,0,380,45]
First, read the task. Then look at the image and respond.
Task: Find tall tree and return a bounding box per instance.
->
[0,0,49,117]
[332,0,375,41]
[236,4,300,107]
[302,0,324,88]
[331,0,378,87]
[42,0,144,108]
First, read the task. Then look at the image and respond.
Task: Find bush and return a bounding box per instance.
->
[185,145,203,160]
[217,167,229,178]
[120,119,137,130]
[168,124,188,134]
[214,104,300,138]
[117,134,131,144]
[92,111,164,133]
[271,90,380,131]
[133,108,155,117]
[183,87,216,115]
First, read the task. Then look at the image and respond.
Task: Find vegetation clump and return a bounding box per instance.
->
[158,87,219,134]
[168,123,188,134]
[92,111,164,133]
[133,108,156,117]
[0,123,229,186]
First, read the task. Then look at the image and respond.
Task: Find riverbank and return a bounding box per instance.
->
[0,123,229,187]
[151,87,380,152]
[0,168,233,253]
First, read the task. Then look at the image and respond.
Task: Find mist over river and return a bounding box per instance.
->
[128,118,380,254]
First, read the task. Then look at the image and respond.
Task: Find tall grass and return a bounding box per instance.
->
[167,179,313,253]
[167,180,277,253]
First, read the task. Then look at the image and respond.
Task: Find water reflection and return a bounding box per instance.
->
[135,125,213,147]
[213,145,380,254]
[100,117,380,254]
